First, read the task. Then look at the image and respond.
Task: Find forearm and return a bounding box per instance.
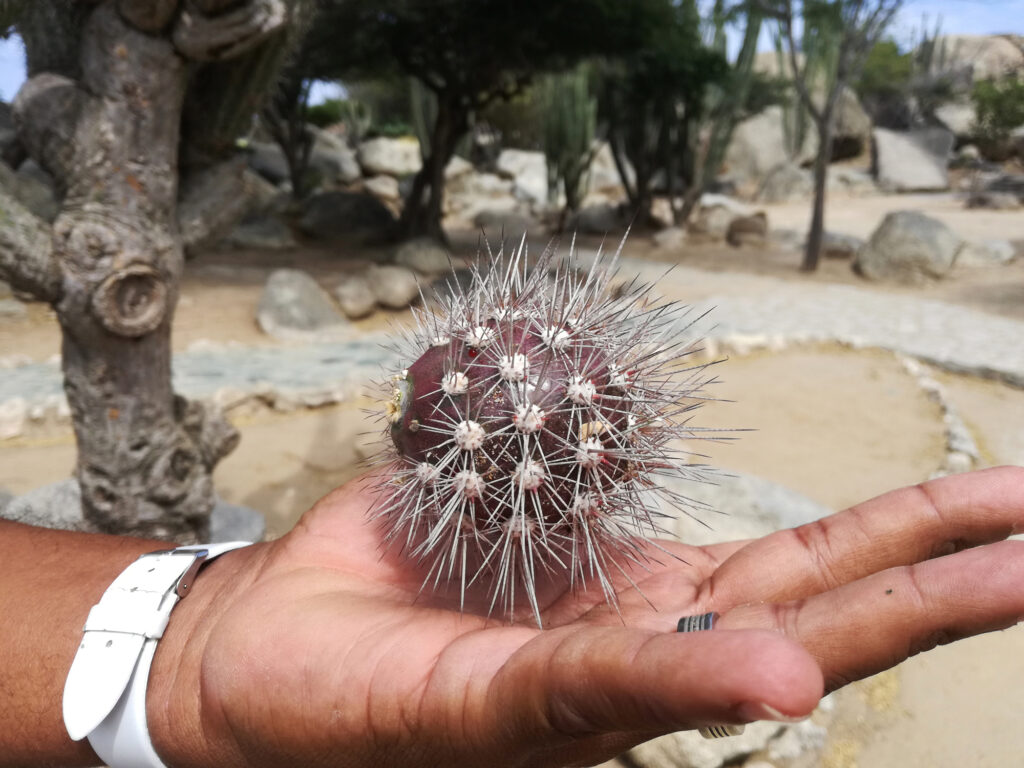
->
[0,520,165,767]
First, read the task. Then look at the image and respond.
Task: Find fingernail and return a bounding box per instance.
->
[738,701,808,723]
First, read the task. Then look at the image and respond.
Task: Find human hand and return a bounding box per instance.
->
[147,465,1024,768]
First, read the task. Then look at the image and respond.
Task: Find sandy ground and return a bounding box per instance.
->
[2,193,1024,766]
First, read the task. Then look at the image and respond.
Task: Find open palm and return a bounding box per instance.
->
[150,466,1024,768]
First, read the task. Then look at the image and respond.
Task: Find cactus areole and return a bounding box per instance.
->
[375,240,717,622]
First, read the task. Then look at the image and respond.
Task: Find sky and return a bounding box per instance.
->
[0,0,1021,103]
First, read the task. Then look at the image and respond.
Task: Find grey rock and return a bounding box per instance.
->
[1,479,265,542]
[247,141,290,184]
[394,237,452,274]
[855,211,963,284]
[363,174,400,201]
[984,173,1024,201]
[0,487,11,513]
[925,35,1024,85]
[726,212,768,247]
[444,155,474,180]
[225,216,296,250]
[298,191,396,242]
[759,162,812,203]
[966,190,1021,210]
[357,136,422,177]
[0,297,27,319]
[473,209,541,241]
[0,159,59,221]
[334,274,377,319]
[664,470,833,547]
[444,171,518,221]
[243,169,287,217]
[956,239,1017,267]
[366,265,421,309]
[495,148,548,206]
[257,269,349,341]
[693,195,755,239]
[827,166,878,195]
[832,85,873,160]
[872,127,954,192]
[821,232,865,259]
[725,105,817,182]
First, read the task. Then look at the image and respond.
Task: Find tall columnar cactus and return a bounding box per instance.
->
[374,241,717,623]
[540,65,598,219]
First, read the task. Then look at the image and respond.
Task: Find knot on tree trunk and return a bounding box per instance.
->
[90,264,169,337]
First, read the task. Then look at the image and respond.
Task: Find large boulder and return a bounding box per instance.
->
[935,101,977,140]
[298,190,396,242]
[726,212,768,247]
[724,105,816,184]
[444,170,519,222]
[357,136,422,177]
[246,141,290,184]
[854,211,964,284]
[832,85,873,160]
[495,148,548,207]
[1,479,265,542]
[224,216,296,250]
[926,35,1024,85]
[256,268,349,341]
[872,127,954,192]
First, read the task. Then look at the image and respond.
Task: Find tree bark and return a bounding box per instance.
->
[802,108,836,272]
[6,1,288,541]
[400,96,467,244]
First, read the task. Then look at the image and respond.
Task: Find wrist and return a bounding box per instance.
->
[146,542,270,768]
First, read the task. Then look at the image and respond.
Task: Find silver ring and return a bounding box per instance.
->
[676,612,717,633]
[677,612,744,739]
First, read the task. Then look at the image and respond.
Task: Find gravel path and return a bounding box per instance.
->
[2,264,1023,426]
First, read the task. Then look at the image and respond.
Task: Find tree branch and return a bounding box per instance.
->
[12,72,86,184]
[0,186,61,302]
[173,0,287,62]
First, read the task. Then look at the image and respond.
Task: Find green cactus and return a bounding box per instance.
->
[540,64,598,221]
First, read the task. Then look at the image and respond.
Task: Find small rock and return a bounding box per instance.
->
[653,227,687,250]
[444,155,474,180]
[256,269,349,341]
[821,232,865,259]
[854,210,963,284]
[357,136,422,177]
[726,213,768,247]
[394,237,453,274]
[334,274,377,319]
[956,239,1017,267]
[0,396,27,440]
[0,297,27,319]
[363,174,400,201]
[366,265,420,309]
[966,190,1021,210]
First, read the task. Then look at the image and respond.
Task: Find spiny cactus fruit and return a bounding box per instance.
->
[373,238,718,623]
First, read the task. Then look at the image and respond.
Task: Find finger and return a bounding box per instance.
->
[703,466,1024,609]
[716,539,1024,692]
[480,625,822,761]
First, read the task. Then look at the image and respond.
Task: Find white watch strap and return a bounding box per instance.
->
[63,541,251,768]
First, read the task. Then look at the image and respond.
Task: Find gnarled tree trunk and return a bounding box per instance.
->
[2,0,289,541]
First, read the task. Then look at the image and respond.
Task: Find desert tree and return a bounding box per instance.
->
[0,0,299,541]
[300,0,665,244]
[597,0,728,228]
[762,0,902,271]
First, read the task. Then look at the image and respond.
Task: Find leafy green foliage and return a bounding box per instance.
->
[972,74,1024,158]
[305,98,346,128]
